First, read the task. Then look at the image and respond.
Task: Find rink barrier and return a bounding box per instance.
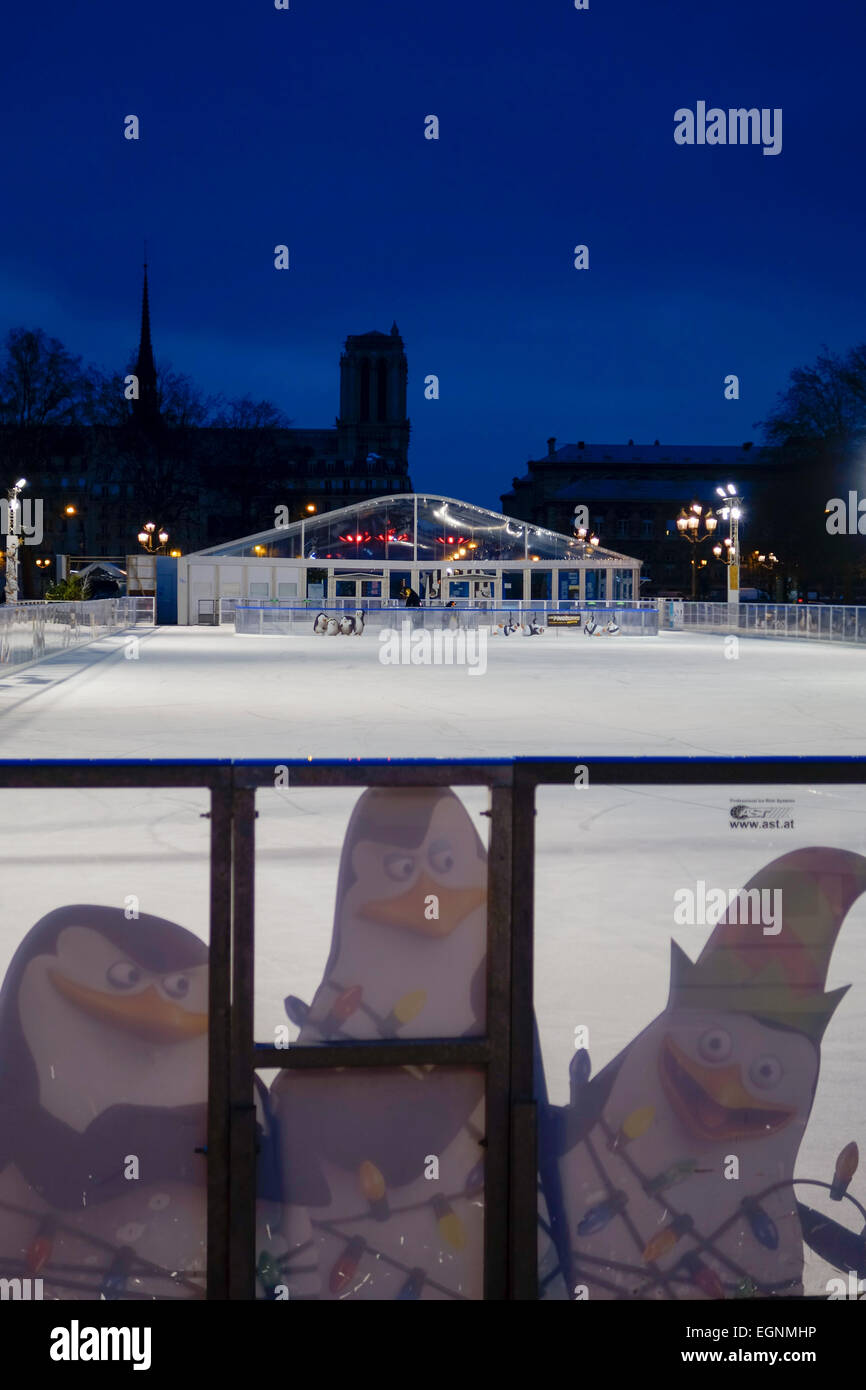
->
[0,596,155,670]
[0,753,861,1301]
[231,603,659,637]
[660,599,866,645]
[215,596,657,627]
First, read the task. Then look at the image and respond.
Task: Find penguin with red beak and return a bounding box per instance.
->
[269,788,489,1299]
[0,905,209,1299]
[541,848,866,1300]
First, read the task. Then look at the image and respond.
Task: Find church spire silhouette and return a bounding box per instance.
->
[133,259,159,425]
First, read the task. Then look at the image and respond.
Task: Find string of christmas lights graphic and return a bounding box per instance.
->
[542,1049,865,1300]
[273,979,485,1300]
[0,1196,206,1298]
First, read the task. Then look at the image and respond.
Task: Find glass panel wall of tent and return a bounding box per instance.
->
[179,496,642,623]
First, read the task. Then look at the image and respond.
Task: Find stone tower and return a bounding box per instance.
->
[337,324,410,472]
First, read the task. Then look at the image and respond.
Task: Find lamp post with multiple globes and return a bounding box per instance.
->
[675,502,717,599]
[137,522,169,554]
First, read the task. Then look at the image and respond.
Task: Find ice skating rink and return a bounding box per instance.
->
[1,623,864,1295]
[0,622,862,760]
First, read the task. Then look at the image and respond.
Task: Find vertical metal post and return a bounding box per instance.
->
[484,784,514,1299]
[228,783,258,1298]
[508,765,538,1299]
[206,776,233,1299]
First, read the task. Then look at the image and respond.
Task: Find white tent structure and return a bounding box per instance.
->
[178,493,641,624]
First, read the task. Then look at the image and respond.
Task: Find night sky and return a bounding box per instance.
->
[2,0,863,508]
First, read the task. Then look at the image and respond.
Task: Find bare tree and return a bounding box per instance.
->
[757,344,866,444]
[0,327,85,428]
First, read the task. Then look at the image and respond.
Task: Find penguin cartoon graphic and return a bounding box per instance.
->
[0,905,209,1299]
[541,848,866,1300]
[270,787,488,1300]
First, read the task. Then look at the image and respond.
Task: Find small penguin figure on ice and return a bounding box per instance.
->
[525,618,544,636]
[584,616,598,636]
[541,848,866,1301]
[604,619,620,634]
[337,609,365,636]
[0,905,210,1299]
[326,616,340,636]
[313,612,329,635]
[269,787,489,1299]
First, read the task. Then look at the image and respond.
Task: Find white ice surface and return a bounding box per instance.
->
[0,624,862,760]
[0,625,864,1295]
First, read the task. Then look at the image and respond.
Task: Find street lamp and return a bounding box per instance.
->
[4,477,27,603]
[676,502,717,598]
[715,484,743,605]
[137,521,170,553]
[35,557,51,598]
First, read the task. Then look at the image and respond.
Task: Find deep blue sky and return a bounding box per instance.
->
[2,0,864,509]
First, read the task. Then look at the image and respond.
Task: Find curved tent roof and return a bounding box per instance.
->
[189,493,638,565]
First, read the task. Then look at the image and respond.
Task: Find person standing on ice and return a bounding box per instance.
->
[540,847,866,1300]
[401,584,421,608]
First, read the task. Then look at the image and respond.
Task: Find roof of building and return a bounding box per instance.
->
[186,493,639,565]
[535,442,768,466]
[552,477,750,503]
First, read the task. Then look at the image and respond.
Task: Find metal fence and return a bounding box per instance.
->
[231,603,659,637]
[0,596,155,670]
[0,754,859,1300]
[210,596,658,628]
[660,600,866,644]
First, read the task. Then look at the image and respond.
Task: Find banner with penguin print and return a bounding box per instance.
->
[534,782,866,1301]
[0,905,210,1299]
[260,786,489,1300]
[5,780,866,1300]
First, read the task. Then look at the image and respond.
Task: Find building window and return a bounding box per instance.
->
[326,461,337,474]
[641,519,654,538]
[615,519,628,538]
